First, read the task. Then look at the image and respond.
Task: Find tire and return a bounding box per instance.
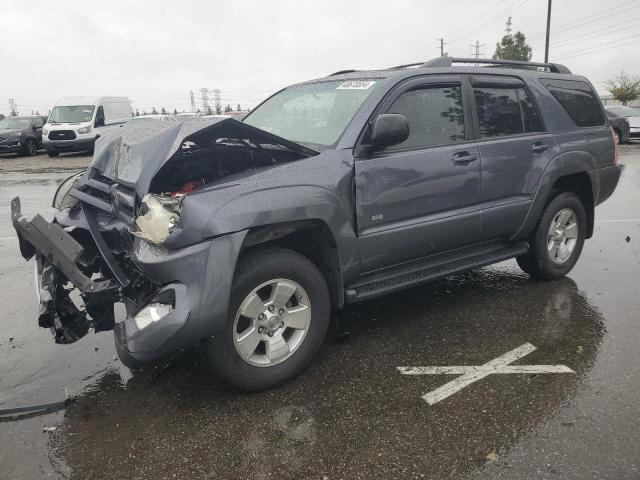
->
[202,247,330,391]
[22,138,38,156]
[47,151,59,157]
[516,192,587,280]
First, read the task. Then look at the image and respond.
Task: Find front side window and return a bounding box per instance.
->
[545,80,605,127]
[244,79,380,149]
[49,105,95,124]
[474,87,524,137]
[385,85,465,150]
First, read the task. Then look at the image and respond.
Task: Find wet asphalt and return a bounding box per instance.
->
[0,147,639,479]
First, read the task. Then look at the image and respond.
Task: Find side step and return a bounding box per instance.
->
[345,241,529,303]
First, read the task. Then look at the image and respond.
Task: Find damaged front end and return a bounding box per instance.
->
[11,118,316,363]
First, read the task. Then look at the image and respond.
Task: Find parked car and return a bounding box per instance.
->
[11,57,621,391]
[128,115,177,123]
[0,115,48,156]
[43,96,132,157]
[605,105,640,141]
[605,106,631,143]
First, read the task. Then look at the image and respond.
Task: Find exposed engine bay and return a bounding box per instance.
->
[12,118,318,350]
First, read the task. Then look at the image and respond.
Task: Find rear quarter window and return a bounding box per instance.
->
[544,79,605,127]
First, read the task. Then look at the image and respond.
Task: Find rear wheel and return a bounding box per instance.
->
[201,248,330,391]
[516,192,587,280]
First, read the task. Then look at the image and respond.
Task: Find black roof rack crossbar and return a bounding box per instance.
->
[420,57,571,74]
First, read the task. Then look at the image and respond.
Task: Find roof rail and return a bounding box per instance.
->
[329,69,358,76]
[420,57,571,74]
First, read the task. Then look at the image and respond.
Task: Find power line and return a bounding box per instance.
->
[531,16,640,48]
[449,0,529,44]
[528,0,638,39]
[553,32,640,60]
[441,0,511,40]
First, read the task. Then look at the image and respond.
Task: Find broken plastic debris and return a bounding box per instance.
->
[486,452,500,461]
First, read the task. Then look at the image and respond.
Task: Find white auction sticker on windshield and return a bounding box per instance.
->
[337,80,376,90]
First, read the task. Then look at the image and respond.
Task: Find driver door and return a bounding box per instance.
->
[355,76,482,272]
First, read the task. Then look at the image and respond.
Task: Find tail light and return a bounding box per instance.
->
[611,126,618,165]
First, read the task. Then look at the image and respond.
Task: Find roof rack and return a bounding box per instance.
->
[329,69,358,76]
[419,57,571,74]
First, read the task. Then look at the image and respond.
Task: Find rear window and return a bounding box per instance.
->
[545,80,605,127]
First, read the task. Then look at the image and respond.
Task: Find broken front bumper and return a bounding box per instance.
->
[11,196,247,363]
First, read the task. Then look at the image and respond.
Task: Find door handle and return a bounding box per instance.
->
[451,152,477,166]
[531,143,549,153]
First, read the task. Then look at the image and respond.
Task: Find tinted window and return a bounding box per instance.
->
[545,80,605,127]
[474,87,523,137]
[517,88,543,132]
[386,85,465,149]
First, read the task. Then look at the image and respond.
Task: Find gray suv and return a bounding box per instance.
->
[11,58,621,391]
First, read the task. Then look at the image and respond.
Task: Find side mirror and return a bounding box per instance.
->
[370,114,410,150]
[32,124,38,130]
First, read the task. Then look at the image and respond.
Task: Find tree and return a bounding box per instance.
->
[236,104,241,112]
[224,104,232,113]
[135,109,140,117]
[493,17,531,61]
[160,107,167,115]
[151,107,158,115]
[605,71,640,106]
[173,108,178,115]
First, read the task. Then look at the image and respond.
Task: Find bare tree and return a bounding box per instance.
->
[605,71,640,106]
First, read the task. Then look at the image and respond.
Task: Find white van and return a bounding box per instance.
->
[43,96,131,157]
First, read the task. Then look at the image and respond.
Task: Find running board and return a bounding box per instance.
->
[345,241,529,303]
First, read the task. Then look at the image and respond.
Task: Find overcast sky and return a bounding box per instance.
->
[1,0,638,115]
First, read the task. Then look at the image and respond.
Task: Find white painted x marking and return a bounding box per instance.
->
[397,343,575,405]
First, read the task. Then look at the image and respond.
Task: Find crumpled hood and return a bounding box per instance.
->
[89,118,316,198]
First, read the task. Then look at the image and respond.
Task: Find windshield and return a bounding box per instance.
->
[607,106,639,117]
[49,105,95,123]
[243,80,379,148]
[0,118,30,129]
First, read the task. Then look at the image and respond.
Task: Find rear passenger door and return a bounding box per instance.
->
[471,76,554,240]
[355,76,482,272]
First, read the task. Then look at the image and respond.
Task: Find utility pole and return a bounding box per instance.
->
[200,88,210,114]
[469,41,486,59]
[189,90,196,113]
[436,38,447,57]
[213,89,222,115]
[544,0,552,62]
[8,98,17,117]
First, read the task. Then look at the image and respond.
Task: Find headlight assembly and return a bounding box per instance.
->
[77,126,91,134]
[42,128,49,136]
[52,171,84,210]
[131,194,182,245]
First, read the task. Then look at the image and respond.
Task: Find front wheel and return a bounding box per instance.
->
[517,192,587,280]
[22,139,38,156]
[201,248,330,391]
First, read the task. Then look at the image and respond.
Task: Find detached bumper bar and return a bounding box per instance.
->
[10,197,115,293]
